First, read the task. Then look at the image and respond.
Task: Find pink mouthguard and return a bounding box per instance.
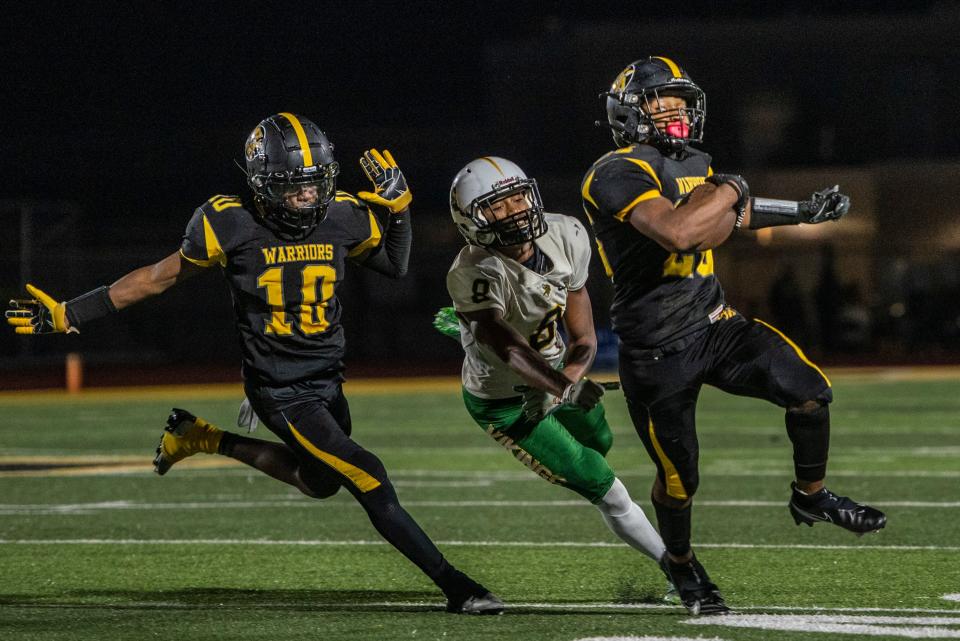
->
[666,121,690,138]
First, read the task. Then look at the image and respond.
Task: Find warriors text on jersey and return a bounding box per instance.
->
[180,193,383,386]
[581,144,726,349]
[447,213,592,399]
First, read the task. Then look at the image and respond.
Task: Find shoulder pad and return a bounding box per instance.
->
[199,194,246,214]
[333,190,362,207]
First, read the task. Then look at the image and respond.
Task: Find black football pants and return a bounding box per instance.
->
[618,312,833,502]
[244,378,474,598]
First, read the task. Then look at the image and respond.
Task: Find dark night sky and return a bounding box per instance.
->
[3,0,948,218]
[4,0,958,372]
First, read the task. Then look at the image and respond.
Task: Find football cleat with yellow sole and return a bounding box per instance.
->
[153,408,223,476]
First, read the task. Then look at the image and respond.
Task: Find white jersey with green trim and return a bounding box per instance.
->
[446,213,593,399]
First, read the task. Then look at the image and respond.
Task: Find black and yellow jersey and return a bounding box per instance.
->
[581,143,725,349]
[180,192,384,386]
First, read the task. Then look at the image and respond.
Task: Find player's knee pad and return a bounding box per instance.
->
[785,401,830,482]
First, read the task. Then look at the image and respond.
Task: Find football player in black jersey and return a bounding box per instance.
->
[6,113,502,615]
[581,57,886,615]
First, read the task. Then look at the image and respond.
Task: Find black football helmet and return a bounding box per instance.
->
[244,113,339,237]
[601,56,706,154]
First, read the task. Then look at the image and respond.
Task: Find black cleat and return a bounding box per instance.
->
[789,482,887,535]
[446,591,505,615]
[665,554,730,616]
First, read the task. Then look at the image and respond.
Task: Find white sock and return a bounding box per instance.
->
[596,477,666,561]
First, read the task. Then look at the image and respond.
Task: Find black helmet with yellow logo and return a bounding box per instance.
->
[243,113,340,236]
[601,56,706,153]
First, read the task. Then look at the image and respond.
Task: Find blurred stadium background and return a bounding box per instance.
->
[3,1,960,389]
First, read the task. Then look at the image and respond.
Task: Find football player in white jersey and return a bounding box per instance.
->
[438,156,669,585]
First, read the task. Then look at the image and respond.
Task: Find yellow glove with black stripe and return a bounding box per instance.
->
[6,284,75,334]
[358,149,412,213]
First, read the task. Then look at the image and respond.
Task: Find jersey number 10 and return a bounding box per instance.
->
[257,265,337,335]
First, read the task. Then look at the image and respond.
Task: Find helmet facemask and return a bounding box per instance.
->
[244,114,339,239]
[602,58,707,153]
[462,179,547,248]
[250,162,340,237]
[608,85,706,153]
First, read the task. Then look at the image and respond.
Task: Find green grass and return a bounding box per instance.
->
[1,373,959,640]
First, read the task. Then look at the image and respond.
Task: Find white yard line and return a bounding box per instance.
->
[4,599,960,616]
[0,498,955,515]
[0,538,957,552]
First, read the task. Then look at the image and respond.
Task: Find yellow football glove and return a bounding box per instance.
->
[5,284,74,334]
[357,149,412,213]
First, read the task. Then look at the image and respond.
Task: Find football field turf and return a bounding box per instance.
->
[1,370,959,640]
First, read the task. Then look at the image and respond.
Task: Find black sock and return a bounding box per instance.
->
[217,431,240,456]
[357,482,484,600]
[786,404,830,482]
[653,498,692,557]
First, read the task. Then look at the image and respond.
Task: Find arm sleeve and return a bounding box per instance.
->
[586,158,664,222]
[446,262,508,315]
[358,211,411,278]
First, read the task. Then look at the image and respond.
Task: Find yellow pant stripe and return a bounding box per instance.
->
[754,318,832,388]
[288,421,381,493]
[648,416,688,500]
[278,112,314,167]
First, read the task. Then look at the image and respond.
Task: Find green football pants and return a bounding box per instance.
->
[462,388,616,503]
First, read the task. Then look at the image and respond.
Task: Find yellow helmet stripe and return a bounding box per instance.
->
[278,112,314,167]
[479,156,504,175]
[653,56,682,78]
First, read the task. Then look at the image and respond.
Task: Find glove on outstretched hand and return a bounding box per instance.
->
[799,185,850,224]
[5,284,74,335]
[358,149,412,213]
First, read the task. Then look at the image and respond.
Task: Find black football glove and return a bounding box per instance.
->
[358,149,412,213]
[706,173,750,223]
[798,185,850,224]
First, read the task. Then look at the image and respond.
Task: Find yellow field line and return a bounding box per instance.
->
[0,377,464,403]
[0,367,959,403]
[0,456,241,478]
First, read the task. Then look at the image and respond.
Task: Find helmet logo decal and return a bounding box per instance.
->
[611,65,636,94]
[493,177,521,188]
[245,125,265,161]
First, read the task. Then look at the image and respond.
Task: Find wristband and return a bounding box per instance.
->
[748,197,801,229]
[65,286,117,328]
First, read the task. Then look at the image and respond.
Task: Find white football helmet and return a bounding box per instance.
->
[449,156,546,247]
